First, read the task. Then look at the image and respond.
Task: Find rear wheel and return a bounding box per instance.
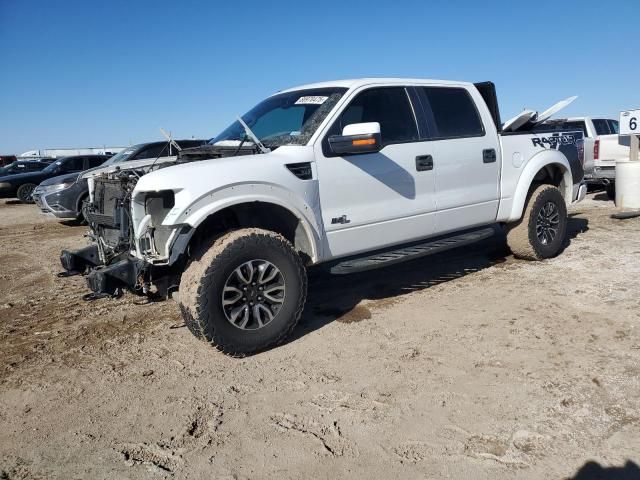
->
[16,183,37,203]
[178,228,307,356]
[605,182,616,200]
[506,185,567,261]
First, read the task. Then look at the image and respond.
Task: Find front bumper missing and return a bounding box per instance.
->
[60,246,143,297]
[60,245,101,274]
[85,258,143,297]
[59,246,181,299]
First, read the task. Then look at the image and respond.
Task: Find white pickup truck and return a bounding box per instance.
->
[60,78,586,355]
[533,117,627,198]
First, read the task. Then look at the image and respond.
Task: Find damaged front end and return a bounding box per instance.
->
[59,144,260,300]
[60,170,150,298]
[61,169,185,299]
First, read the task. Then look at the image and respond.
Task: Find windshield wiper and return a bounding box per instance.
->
[236,116,270,154]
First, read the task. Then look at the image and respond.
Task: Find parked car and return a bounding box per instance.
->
[533,117,627,199]
[0,155,109,203]
[33,140,205,221]
[61,78,586,355]
[0,155,18,167]
[0,159,54,176]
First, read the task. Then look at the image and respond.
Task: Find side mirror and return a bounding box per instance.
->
[328,122,382,155]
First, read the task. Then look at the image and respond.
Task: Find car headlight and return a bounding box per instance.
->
[41,180,75,193]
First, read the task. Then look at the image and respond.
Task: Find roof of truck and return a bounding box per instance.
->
[280,78,472,93]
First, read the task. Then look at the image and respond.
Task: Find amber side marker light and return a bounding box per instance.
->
[352,138,376,146]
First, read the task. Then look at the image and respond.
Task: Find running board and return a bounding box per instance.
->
[329,227,496,275]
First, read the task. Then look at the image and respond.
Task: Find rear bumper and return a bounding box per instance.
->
[585,165,616,182]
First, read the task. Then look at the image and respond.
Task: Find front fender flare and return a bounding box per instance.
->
[166,182,323,263]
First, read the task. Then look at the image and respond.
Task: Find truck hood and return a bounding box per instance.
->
[133,145,314,198]
[79,156,178,180]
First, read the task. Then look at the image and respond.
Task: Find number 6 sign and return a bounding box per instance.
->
[620,109,640,135]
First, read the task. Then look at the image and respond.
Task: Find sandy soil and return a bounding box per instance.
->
[0,193,639,480]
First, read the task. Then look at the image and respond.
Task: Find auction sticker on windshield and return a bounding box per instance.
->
[295,96,328,105]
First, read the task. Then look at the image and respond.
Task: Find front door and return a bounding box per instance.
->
[314,86,437,259]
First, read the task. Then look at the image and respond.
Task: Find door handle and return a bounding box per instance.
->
[416,155,433,171]
[483,149,497,163]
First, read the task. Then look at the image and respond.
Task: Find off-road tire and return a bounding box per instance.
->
[605,182,615,201]
[76,195,89,225]
[506,184,567,261]
[178,228,307,356]
[16,183,37,204]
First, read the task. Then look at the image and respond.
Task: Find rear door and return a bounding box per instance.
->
[315,86,436,258]
[415,85,500,234]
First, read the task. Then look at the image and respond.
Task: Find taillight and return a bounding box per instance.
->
[594,139,600,160]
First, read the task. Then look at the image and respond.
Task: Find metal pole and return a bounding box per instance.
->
[630,134,639,162]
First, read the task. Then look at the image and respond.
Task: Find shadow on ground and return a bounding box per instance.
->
[288,215,589,342]
[593,192,613,202]
[568,460,640,480]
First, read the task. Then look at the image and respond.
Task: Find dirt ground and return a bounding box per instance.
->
[0,192,639,480]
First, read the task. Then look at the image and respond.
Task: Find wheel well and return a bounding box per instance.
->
[189,202,314,263]
[530,163,567,197]
[76,192,89,211]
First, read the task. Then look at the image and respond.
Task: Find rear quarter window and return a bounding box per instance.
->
[592,119,612,136]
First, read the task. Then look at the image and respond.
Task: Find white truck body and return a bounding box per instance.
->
[129,78,585,263]
[63,78,587,354]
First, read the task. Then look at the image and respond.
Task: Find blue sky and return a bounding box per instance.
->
[1,0,637,154]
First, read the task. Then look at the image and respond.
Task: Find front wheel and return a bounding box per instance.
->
[16,183,37,204]
[506,185,568,261]
[178,228,307,356]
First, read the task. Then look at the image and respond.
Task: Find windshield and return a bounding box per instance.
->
[210,87,347,148]
[43,158,67,174]
[101,147,137,166]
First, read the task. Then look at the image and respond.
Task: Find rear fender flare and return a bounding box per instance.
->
[505,149,574,222]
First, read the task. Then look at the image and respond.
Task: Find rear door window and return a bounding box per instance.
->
[86,156,107,168]
[61,157,85,172]
[26,163,42,171]
[608,120,619,134]
[419,87,485,139]
[592,119,612,136]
